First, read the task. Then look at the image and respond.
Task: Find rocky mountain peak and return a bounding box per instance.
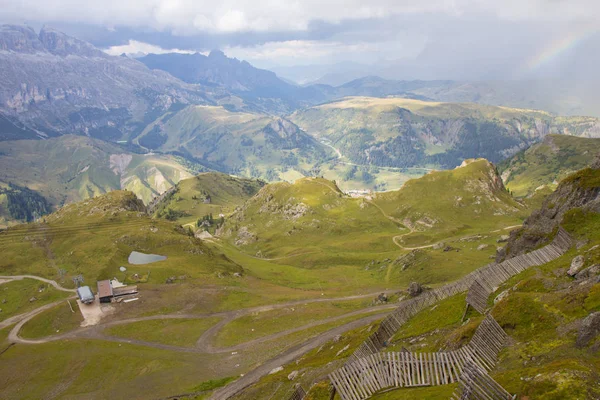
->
[0,25,107,58]
[208,49,227,59]
[0,25,46,53]
[38,26,107,58]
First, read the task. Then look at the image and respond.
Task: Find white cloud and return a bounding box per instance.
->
[103,40,197,57]
[1,0,599,35]
[224,37,427,67]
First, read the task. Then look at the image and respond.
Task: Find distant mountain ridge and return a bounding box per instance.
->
[0,25,227,141]
[138,51,332,113]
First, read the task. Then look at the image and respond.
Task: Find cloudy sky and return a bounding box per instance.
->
[1,0,599,82]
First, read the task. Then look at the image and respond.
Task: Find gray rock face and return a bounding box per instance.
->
[498,168,600,261]
[576,312,600,348]
[497,235,510,243]
[568,255,585,276]
[0,25,214,141]
[408,282,423,297]
[575,264,600,281]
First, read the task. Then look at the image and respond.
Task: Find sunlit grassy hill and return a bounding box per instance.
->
[134,105,334,181]
[221,159,526,264]
[152,172,266,225]
[0,135,195,226]
[500,134,600,197]
[0,190,241,287]
[372,159,526,245]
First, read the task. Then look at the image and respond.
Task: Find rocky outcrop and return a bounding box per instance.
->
[498,166,600,261]
[0,24,213,141]
[576,312,600,348]
[568,256,585,276]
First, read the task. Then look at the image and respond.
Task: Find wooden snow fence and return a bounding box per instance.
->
[288,385,307,400]
[451,361,515,400]
[329,316,508,400]
[345,228,572,366]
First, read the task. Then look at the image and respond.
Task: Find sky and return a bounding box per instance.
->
[1,0,599,83]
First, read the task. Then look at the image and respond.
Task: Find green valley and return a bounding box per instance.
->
[290,97,600,169]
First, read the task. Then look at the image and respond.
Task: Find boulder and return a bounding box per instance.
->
[568,255,585,276]
[497,235,510,243]
[287,370,299,381]
[408,282,423,297]
[494,289,510,304]
[576,312,600,348]
[269,366,283,375]
[195,230,213,240]
[377,293,388,303]
[432,242,445,250]
[477,244,490,251]
[574,264,600,281]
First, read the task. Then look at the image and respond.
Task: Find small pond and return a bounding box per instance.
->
[128,251,167,265]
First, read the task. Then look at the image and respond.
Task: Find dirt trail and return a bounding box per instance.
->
[0,275,76,293]
[6,290,397,350]
[209,313,387,400]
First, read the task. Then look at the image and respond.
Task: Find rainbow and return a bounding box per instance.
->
[525,25,598,71]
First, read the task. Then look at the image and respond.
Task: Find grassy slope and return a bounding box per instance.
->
[500,134,600,197]
[241,213,600,400]
[153,172,265,225]
[222,177,400,261]
[0,135,194,220]
[289,96,600,169]
[0,191,241,287]
[0,278,71,323]
[139,105,333,182]
[0,163,557,399]
[20,300,83,339]
[373,159,526,245]
[105,318,221,347]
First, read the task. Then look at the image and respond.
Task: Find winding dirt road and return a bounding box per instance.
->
[0,275,76,293]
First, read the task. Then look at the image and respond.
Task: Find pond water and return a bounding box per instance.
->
[128,251,167,265]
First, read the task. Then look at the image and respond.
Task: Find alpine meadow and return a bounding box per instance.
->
[1,3,600,400]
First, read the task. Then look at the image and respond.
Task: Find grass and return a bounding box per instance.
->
[373,159,526,246]
[389,294,466,345]
[152,172,265,225]
[20,300,83,339]
[0,278,71,323]
[500,135,600,197]
[0,191,242,287]
[104,317,221,347]
[0,135,194,222]
[215,298,375,347]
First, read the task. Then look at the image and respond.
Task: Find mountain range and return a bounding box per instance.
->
[2,24,600,227]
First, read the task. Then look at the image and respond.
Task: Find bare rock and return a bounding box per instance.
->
[477,244,490,251]
[494,289,510,304]
[269,366,283,375]
[235,226,257,246]
[432,242,445,250]
[29,297,37,302]
[287,370,299,381]
[497,235,510,243]
[408,282,423,297]
[576,312,600,348]
[568,255,585,276]
[574,264,600,281]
